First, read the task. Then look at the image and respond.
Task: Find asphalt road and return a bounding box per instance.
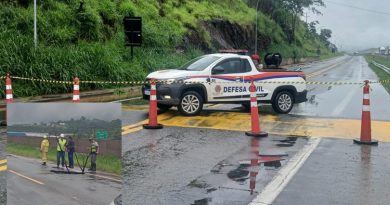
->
[273,139,390,205]
[291,55,390,121]
[122,126,307,205]
[121,55,390,205]
[0,127,6,205]
[7,155,121,205]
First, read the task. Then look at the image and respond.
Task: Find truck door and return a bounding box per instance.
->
[208,58,251,102]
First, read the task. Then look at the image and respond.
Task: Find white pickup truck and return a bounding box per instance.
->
[142,53,307,116]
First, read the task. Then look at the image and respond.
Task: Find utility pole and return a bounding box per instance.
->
[255,0,261,55]
[305,13,309,24]
[34,0,37,48]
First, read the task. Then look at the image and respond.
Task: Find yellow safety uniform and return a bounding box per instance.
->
[40,139,50,163]
[57,139,67,151]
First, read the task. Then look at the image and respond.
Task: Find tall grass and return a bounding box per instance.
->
[0,0,333,97]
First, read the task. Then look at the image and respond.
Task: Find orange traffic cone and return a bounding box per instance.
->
[249,138,259,195]
[72,77,80,103]
[5,73,13,103]
[143,80,163,129]
[353,80,378,145]
[245,81,268,137]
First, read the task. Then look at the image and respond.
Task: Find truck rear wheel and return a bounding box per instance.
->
[178,91,203,116]
[272,91,294,114]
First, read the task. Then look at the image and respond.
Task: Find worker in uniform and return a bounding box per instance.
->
[88,138,99,172]
[56,134,67,168]
[40,135,50,166]
[66,136,75,168]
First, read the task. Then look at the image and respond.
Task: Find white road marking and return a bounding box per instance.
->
[85,173,122,183]
[331,87,358,116]
[331,58,362,116]
[249,137,321,205]
[9,169,45,185]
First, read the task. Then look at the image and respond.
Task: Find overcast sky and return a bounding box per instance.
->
[7,103,121,125]
[306,0,390,52]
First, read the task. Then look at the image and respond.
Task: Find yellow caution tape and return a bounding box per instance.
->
[4,75,390,86]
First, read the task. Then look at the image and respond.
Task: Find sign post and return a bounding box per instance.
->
[123,16,142,58]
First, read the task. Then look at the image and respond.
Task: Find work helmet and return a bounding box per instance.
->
[60,134,64,138]
[43,135,47,139]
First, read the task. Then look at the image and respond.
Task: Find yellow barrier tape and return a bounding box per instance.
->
[4,75,390,86]
[10,76,73,84]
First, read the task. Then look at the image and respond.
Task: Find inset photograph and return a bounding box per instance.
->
[6,103,122,205]
[0,126,6,205]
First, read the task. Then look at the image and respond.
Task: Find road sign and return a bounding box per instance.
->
[96,131,108,140]
[124,16,142,47]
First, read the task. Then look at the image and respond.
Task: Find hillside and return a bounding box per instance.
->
[0,0,333,97]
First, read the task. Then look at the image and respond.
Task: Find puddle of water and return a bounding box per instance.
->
[191,198,212,205]
[276,143,294,147]
[264,161,282,168]
[227,167,249,182]
[188,179,210,189]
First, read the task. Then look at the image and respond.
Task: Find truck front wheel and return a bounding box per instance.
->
[272,91,294,114]
[178,91,204,116]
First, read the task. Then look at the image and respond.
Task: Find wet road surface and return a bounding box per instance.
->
[291,55,390,121]
[122,125,307,205]
[0,128,6,205]
[7,155,121,205]
[120,55,390,205]
[272,139,390,205]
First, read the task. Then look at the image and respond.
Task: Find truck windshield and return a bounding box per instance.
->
[179,56,220,71]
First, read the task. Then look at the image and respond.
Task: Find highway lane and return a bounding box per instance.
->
[122,126,307,205]
[7,155,121,205]
[0,127,6,205]
[291,55,390,121]
[120,55,390,205]
[272,139,390,205]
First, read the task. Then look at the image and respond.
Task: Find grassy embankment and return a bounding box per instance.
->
[0,0,334,97]
[7,142,121,175]
[319,52,344,61]
[364,55,390,94]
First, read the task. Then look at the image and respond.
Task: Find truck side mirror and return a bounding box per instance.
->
[212,66,225,74]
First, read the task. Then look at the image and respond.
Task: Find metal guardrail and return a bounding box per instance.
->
[372,61,390,74]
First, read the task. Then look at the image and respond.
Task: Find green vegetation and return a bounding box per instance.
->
[365,55,390,94]
[8,117,121,140]
[319,52,344,61]
[0,0,336,97]
[7,142,121,175]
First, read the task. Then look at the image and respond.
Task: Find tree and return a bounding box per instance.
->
[280,0,325,43]
[308,21,318,34]
[319,28,332,46]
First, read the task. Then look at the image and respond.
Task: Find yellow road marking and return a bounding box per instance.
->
[122,120,147,135]
[0,159,6,172]
[151,111,390,142]
[0,165,7,171]
[122,105,149,111]
[9,169,45,185]
[121,110,180,135]
[307,62,343,79]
